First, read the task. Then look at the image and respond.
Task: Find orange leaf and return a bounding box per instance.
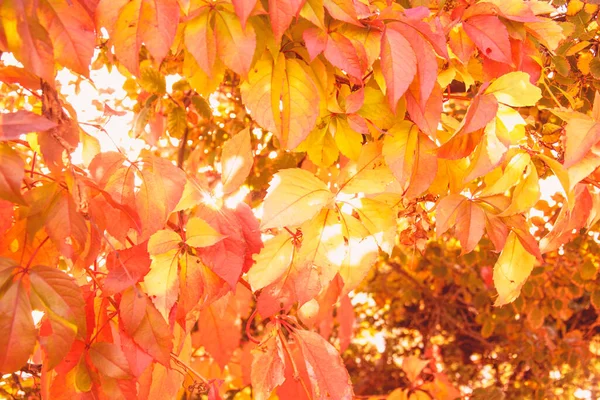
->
[380,26,417,112]
[113,0,179,74]
[0,144,26,205]
[37,0,96,77]
[119,287,173,366]
[0,263,36,372]
[294,329,353,400]
[0,111,57,140]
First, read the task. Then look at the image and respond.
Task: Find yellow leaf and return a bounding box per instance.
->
[147,229,182,255]
[498,161,540,216]
[261,168,333,229]
[337,142,395,195]
[185,217,226,247]
[241,52,321,150]
[297,123,339,167]
[297,208,346,285]
[526,19,565,52]
[338,211,379,295]
[402,356,429,383]
[221,127,253,194]
[247,233,294,291]
[480,152,530,196]
[578,52,593,75]
[536,154,574,209]
[493,231,535,306]
[333,117,363,160]
[144,249,180,320]
[485,72,542,107]
[349,197,396,255]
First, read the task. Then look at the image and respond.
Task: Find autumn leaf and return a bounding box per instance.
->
[37,0,96,77]
[241,52,320,149]
[186,217,227,248]
[294,329,353,400]
[380,25,417,111]
[0,144,26,205]
[214,9,256,77]
[463,15,512,64]
[104,241,151,295]
[247,232,294,291]
[261,169,333,229]
[0,277,36,372]
[119,287,173,366]
[136,156,186,240]
[113,0,179,74]
[89,342,133,379]
[251,326,286,400]
[493,232,536,306]
[0,111,57,140]
[0,1,55,83]
[28,265,86,369]
[194,293,241,368]
[485,72,542,107]
[221,127,254,194]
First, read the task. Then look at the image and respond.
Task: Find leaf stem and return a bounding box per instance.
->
[246,308,261,344]
[279,330,312,400]
[170,352,209,385]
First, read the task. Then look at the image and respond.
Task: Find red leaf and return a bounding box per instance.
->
[104,241,151,295]
[463,15,512,65]
[0,111,57,140]
[294,329,353,400]
[406,82,443,139]
[268,0,305,44]
[0,65,42,90]
[437,94,498,159]
[89,342,133,379]
[391,22,437,109]
[324,31,364,79]
[232,0,257,29]
[303,27,327,61]
[196,205,247,288]
[234,203,263,273]
[136,156,186,240]
[119,328,154,377]
[119,287,173,366]
[380,26,417,112]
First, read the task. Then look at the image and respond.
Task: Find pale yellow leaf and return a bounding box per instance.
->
[144,248,180,320]
[493,231,535,306]
[221,127,253,194]
[337,142,394,195]
[185,217,226,247]
[261,168,333,229]
[480,152,530,196]
[485,72,542,107]
[297,208,346,285]
[338,212,379,295]
[499,162,540,216]
[247,233,294,291]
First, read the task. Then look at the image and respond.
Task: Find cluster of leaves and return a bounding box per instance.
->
[1,0,600,398]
